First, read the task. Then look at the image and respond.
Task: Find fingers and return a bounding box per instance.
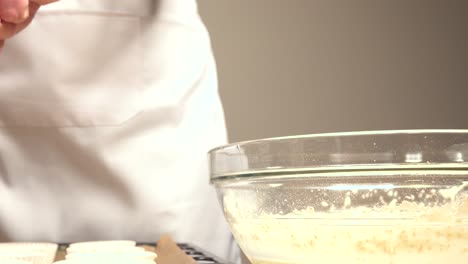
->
[0,2,39,41]
[10,1,39,34]
[0,0,29,23]
[0,20,17,40]
[0,0,50,53]
[0,0,55,23]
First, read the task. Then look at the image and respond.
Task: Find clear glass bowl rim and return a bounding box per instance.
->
[209,129,468,181]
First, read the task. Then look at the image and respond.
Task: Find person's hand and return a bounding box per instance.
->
[0,0,58,52]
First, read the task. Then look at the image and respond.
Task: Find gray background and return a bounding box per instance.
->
[199,0,468,143]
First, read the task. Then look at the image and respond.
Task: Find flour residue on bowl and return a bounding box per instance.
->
[223,178,468,264]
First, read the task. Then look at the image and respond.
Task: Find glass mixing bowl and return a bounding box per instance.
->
[209,130,468,264]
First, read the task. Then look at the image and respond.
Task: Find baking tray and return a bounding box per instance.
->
[55,242,230,264]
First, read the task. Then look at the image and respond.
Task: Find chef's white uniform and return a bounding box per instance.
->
[0,0,238,261]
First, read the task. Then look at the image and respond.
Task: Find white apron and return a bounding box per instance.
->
[0,0,237,261]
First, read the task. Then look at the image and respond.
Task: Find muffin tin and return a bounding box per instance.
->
[56,242,230,264]
[169,243,228,264]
